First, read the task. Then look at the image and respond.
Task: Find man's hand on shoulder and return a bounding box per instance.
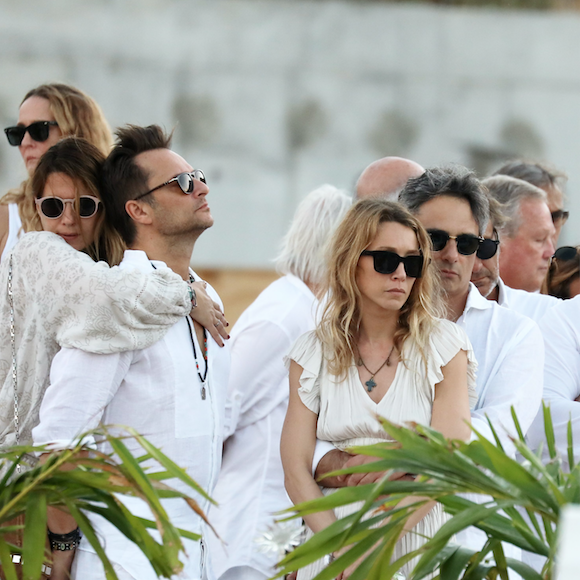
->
[189,281,229,346]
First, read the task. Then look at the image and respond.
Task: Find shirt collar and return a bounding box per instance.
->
[462,282,493,315]
[496,278,508,307]
[121,249,170,273]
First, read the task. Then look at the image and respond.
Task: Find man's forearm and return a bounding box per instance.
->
[314,449,352,488]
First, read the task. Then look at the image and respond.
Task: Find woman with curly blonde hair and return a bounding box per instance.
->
[281,199,477,579]
[0,83,112,260]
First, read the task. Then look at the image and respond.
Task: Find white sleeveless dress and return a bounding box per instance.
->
[286,319,478,579]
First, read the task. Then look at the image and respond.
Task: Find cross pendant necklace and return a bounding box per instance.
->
[357,345,395,392]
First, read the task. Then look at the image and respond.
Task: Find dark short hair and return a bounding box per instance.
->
[101,124,172,245]
[493,160,567,192]
[398,166,489,235]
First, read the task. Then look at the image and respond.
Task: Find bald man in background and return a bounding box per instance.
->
[356,156,424,200]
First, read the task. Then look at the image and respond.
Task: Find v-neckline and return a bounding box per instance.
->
[353,358,402,406]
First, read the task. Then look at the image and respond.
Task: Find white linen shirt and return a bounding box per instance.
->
[496,278,559,323]
[457,283,544,454]
[526,295,580,466]
[207,275,317,579]
[32,250,230,580]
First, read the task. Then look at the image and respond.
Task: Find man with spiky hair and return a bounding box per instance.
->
[33,125,230,580]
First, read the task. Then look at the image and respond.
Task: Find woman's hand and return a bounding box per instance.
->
[189,281,229,346]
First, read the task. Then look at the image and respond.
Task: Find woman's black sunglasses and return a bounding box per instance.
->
[553,246,579,262]
[360,250,423,278]
[4,121,59,146]
[35,196,101,219]
[428,229,482,256]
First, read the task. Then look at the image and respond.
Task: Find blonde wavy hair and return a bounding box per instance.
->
[2,83,113,233]
[316,199,444,378]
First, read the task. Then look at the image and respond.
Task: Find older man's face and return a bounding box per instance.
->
[499,198,555,292]
[471,222,500,298]
[415,195,479,302]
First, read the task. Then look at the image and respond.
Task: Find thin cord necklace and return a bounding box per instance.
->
[152,264,209,400]
[357,345,395,392]
[186,317,208,400]
[187,273,208,400]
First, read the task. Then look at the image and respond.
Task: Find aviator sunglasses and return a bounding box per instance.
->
[360,250,424,278]
[35,195,101,219]
[476,228,500,261]
[134,170,206,201]
[428,229,483,256]
[4,121,59,146]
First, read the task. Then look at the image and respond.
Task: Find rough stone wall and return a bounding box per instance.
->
[1,0,579,267]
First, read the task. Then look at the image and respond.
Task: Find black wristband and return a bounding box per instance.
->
[47,528,82,551]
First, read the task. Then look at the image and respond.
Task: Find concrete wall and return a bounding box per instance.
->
[1,0,579,268]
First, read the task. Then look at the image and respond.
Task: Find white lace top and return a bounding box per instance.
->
[0,231,192,449]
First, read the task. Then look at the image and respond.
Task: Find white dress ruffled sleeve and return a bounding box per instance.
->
[284,330,324,414]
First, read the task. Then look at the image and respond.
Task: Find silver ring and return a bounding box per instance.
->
[215,320,221,327]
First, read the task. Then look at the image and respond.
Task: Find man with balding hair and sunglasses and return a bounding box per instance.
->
[471,177,559,322]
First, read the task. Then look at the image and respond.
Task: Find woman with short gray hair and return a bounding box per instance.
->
[208,184,352,580]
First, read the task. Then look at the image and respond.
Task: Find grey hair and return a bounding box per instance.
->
[275,184,352,285]
[482,175,547,237]
[485,193,509,232]
[398,165,489,235]
[493,160,567,191]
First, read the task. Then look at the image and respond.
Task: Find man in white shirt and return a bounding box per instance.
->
[471,177,559,323]
[32,125,230,580]
[483,175,555,294]
[355,156,424,200]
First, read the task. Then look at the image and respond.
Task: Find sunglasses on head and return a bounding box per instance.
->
[134,170,206,201]
[476,229,500,260]
[553,246,579,262]
[360,250,424,278]
[428,229,482,256]
[35,195,101,219]
[4,121,59,146]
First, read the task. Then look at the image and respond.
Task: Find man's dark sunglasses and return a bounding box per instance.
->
[551,209,570,225]
[4,121,59,146]
[476,228,500,260]
[428,229,482,256]
[134,170,206,201]
[360,250,423,278]
[553,246,578,262]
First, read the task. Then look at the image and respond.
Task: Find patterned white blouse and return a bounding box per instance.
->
[0,231,192,449]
